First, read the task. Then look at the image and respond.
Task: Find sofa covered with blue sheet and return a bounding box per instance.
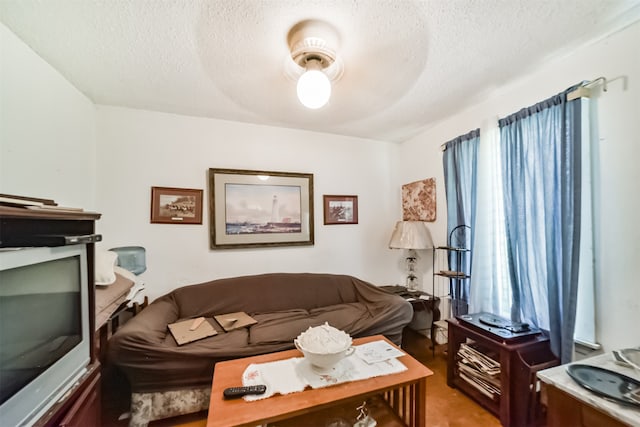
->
[107,272,413,426]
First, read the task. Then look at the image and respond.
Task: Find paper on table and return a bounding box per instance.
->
[354,340,405,364]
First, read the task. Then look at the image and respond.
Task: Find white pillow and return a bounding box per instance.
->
[95,249,118,285]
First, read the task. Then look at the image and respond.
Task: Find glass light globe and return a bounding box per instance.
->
[297,68,331,109]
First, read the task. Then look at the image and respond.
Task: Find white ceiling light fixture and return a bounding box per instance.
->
[296,58,331,109]
[286,20,344,110]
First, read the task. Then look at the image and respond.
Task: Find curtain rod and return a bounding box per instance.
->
[440,129,480,151]
[439,77,607,150]
[567,76,608,101]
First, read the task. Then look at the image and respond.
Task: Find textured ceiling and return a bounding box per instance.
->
[1,0,639,142]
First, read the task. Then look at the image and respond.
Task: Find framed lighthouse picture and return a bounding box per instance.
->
[208,168,314,249]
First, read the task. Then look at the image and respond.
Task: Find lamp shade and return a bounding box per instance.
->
[388,221,433,250]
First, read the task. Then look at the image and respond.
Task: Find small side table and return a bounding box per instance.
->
[97,296,148,364]
[381,285,441,354]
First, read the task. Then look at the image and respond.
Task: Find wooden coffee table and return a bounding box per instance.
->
[206,335,433,427]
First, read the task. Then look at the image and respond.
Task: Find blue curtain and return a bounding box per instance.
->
[442,129,479,315]
[498,87,582,363]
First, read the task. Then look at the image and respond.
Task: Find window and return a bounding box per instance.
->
[466,90,593,362]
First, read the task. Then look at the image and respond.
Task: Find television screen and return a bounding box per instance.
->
[0,246,90,426]
[0,256,82,404]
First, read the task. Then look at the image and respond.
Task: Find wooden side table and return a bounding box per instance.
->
[447,317,558,427]
[97,295,148,364]
[381,285,441,352]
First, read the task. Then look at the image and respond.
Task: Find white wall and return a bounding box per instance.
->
[95,106,401,300]
[0,19,404,301]
[0,23,96,209]
[399,21,640,352]
[5,15,637,351]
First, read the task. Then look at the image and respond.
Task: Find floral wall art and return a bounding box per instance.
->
[402,178,436,222]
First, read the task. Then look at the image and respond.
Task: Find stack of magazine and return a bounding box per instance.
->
[457,342,501,400]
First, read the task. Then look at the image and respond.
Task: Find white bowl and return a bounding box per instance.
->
[294,323,354,369]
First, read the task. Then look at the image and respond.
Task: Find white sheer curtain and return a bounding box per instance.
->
[574,97,598,348]
[469,118,511,317]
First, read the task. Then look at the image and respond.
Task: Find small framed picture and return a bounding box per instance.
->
[150,187,203,224]
[323,195,358,225]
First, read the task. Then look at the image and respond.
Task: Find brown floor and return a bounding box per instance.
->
[101,329,501,426]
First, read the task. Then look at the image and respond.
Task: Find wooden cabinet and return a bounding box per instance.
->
[447,317,558,427]
[35,363,101,427]
[0,206,102,427]
[543,383,628,427]
[537,352,640,427]
[59,365,101,427]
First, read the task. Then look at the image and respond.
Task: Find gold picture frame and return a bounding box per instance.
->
[208,168,314,249]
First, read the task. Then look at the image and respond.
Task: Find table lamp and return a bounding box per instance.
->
[388,221,433,290]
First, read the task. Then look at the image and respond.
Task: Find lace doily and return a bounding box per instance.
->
[241,341,407,401]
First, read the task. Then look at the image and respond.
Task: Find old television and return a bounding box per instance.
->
[0,244,90,426]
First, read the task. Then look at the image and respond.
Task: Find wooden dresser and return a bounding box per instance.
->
[538,352,640,427]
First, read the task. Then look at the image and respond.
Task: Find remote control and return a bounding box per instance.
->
[223,385,267,399]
